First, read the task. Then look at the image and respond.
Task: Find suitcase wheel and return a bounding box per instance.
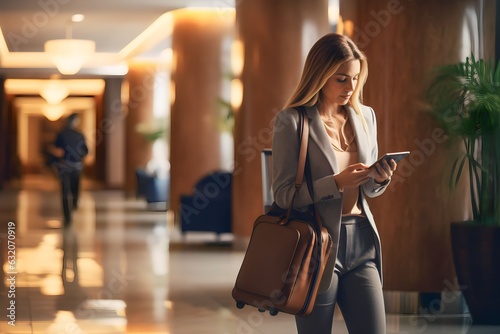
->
[258,308,265,313]
[236,301,245,309]
[269,308,279,316]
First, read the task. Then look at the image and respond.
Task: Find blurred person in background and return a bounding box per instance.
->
[50,113,88,227]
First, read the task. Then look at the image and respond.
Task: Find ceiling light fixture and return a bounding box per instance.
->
[44,15,95,75]
[71,14,85,23]
[42,105,66,122]
[39,79,70,105]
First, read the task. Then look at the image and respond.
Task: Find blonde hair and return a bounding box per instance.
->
[285,33,369,132]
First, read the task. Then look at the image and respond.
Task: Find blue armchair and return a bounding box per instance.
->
[136,168,169,208]
[179,171,232,237]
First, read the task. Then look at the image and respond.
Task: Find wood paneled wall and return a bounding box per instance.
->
[232,0,330,241]
[345,0,496,290]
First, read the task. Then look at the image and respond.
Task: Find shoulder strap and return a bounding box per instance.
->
[295,107,329,312]
[286,107,308,218]
[298,107,315,203]
[286,107,325,231]
[294,107,309,188]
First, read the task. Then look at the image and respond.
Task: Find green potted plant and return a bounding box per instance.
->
[427,54,500,325]
[135,121,165,143]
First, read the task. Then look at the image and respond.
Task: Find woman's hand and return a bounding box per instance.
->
[334,163,372,191]
[371,159,397,184]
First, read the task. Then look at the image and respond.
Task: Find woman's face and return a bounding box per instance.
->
[321,59,361,106]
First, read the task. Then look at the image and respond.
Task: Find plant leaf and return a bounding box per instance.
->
[450,155,466,189]
[427,53,500,225]
[454,154,467,187]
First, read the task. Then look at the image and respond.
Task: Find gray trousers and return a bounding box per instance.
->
[295,216,386,334]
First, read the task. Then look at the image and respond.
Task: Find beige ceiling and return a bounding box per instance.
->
[0,0,235,78]
[0,0,235,98]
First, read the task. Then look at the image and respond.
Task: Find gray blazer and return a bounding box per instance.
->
[271,104,389,292]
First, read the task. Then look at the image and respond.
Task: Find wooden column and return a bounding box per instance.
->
[93,93,106,184]
[124,62,157,196]
[233,0,330,243]
[0,78,6,188]
[103,78,125,189]
[7,96,18,182]
[344,0,496,291]
[169,9,233,212]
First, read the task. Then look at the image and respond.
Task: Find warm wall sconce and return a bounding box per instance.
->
[336,16,354,37]
[230,78,243,110]
[231,40,244,77]
[39,80,69,105]
[44,14,95,75]
[170,81,176,105]
[230,40,244,111]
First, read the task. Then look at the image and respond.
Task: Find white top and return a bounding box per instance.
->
[321,109,363,216]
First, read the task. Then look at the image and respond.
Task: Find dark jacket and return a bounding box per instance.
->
[55,127,88,169]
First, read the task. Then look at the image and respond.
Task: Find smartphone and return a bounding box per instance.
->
[369,151,410,169]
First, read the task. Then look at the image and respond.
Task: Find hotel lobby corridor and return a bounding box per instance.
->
[0,175,498,334]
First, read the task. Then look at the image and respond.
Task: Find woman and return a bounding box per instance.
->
[272,33,396,334]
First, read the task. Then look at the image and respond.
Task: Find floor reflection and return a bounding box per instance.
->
[0,177,499,333]
[58,226,87,312]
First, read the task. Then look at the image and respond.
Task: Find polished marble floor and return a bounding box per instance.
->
[0,175,498,334]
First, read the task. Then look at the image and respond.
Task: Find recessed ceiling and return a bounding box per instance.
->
[0,1,163,56]
[0,0,235,77]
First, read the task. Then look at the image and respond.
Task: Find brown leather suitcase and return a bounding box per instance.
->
[232,107,332,316]
[232,206,332,316]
